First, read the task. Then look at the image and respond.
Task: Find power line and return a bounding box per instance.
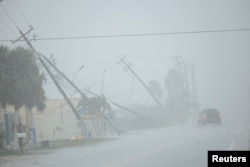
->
[1,27,250,42]
[0,16,17,37]
[1,0,53,57]
[0,26,11,39]
[0,4,17,27]
[12,0,30,25]
[11,0,54,55]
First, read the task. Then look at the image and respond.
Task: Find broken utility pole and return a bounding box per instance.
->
[13,26,81,120]
[13,27,138,135]
[14,27,154,134]
[119,57,166,113]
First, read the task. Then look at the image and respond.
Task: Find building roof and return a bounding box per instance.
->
[0,98,81,116]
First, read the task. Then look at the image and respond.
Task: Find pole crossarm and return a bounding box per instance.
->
[119,57,166,112]
[14,27,81,120]
[13,27,154,127]
[12,26,34,44]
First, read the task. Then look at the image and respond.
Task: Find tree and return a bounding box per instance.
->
[0,46,11,110]
[0,46,46,147]
[164,68,190,117]
[77,95,110,113]
[148,80,163,100]
[5,47,46,111]
[164,68,186,100]
[77,95,112,136]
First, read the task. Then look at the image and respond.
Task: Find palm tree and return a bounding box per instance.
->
[0,46,11,145]
[0,46,11,109]
[164,68,191,123]
[77,95,111,136]
[0,46,46,148]
[148,80,163,100]
[7,47,46,110]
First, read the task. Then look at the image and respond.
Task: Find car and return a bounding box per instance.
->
[198,108,221,126]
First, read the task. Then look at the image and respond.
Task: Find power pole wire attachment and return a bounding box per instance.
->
[119,57,166,113]
[12,26,33,44]
[13,27,82,120]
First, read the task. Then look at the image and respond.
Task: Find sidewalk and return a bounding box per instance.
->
[0,137,116,156]
[0,137,117,167]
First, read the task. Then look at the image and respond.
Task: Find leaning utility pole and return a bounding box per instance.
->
[40,54,155,122]
[14,27,150,134]
[13,26,81,120]
[119,57,166,112]
[34,51,154,123]
[39,53,88,101]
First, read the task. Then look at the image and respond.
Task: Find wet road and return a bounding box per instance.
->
[2,106,249,167]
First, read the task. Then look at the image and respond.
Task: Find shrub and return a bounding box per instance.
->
[0,130,4,148]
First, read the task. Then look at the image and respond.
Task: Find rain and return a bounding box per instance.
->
[0,0,250,167]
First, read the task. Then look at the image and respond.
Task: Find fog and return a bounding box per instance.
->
[0,0,249,109]
[0,0,250,166]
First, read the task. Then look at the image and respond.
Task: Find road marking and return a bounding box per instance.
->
[227,139,236,150]
[227,121,244,150]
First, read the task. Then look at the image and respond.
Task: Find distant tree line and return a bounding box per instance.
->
[164,68,192,114]
[147,67,195,123]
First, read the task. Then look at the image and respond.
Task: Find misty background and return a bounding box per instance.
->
[0,0,249,112]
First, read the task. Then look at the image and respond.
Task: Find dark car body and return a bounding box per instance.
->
[198,108,221,126]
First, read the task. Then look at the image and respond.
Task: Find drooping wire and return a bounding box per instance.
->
[12,0,30,25]
[0,26,11,40]
[0,4,18,28]
[0,2,79,115]
[0,16,17,37]
[1,27,250,42]
[9,0,54,56]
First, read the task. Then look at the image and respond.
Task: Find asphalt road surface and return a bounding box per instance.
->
[1,104,249,167]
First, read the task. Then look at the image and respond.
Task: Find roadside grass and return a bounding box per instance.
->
[0,148,21,157]
[40,138,117,149]
[0,138,117,157]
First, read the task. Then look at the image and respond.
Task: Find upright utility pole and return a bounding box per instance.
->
[13,27,81,120]
[101,69,106,95]
[174,55,183,77]
[60,104,63,125]
[182,61,191,99]
[191,64,197,105]
[119,57,166,112]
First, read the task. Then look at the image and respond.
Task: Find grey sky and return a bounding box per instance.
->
[0,0,250,110]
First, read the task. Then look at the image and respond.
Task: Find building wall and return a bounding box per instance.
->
[35,110,105,142]
[1,98,106,146]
